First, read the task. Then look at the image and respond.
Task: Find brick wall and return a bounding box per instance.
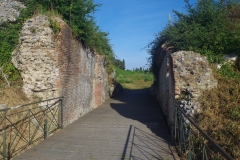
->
[13,15,113,127]
[56,19,109,127]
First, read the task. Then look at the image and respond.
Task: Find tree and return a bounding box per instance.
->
[113,57,125,70]
[122,59,125,70]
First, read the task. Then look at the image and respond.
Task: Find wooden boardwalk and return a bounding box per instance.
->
[14,89,178,160]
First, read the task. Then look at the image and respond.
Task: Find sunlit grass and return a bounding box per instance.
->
[115,68,154,89]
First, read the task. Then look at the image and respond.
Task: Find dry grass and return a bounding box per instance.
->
[0,102,60,159]
[0,80,61,159]
[197,71,240,159]
[0,80,30,107]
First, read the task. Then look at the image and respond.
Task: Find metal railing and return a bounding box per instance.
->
[0,97,63,160]
[172,105,234,160]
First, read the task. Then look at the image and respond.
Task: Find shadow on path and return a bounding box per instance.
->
[111,89,177,160]
[13,88,178,160]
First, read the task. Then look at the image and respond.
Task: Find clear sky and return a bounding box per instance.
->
[93,0,197,70]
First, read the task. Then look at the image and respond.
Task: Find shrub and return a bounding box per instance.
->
[148,0,240,81]
[34,0,114,60]
[49,19,60,34]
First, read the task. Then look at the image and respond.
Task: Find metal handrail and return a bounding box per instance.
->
[0,97,63,160]
[173,105,234,160]
[0,97,63,112]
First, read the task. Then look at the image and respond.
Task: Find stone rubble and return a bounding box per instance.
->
[179,99,201,118]
[0,0,25,24]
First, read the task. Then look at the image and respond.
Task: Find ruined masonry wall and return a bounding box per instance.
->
[155,49,218,126]
[12,16,58,99]
[12,15,110,127]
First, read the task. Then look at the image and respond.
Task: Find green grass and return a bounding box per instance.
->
[218,63,240,82]
[115,68,154,89]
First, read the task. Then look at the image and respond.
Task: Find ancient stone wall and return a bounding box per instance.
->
[154,47,218,126]
[12,15,112,127]
[12,16,58,100]
[0,0,25,24]
[156,50,175,125]
[172,51,217,99]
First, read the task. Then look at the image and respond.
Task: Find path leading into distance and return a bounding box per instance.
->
[14,89,178,160]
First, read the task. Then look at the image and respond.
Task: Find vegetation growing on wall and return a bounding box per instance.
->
[34,0,114,61]
[148,0,240,81]
[0,1,37,82]
[0,0,114,86]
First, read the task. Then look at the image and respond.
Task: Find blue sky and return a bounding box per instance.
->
[93,0,197,70]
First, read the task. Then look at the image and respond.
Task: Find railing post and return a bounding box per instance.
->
[44,101,48,139]
[173,104,234,160]
[28,109,31,145]
[179,114,183,154]
[58,98,63,129]
[203,142,208,160]
[58,100,60,129]
[3,106,7,160]
[61,98,63,129]
[174,106,177,142]
[44,119,48,139]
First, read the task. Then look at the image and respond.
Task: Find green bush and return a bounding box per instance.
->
[148,0,240,81]
[34,0,114,60]
[218,63,240,82]
[0,1,37,82]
